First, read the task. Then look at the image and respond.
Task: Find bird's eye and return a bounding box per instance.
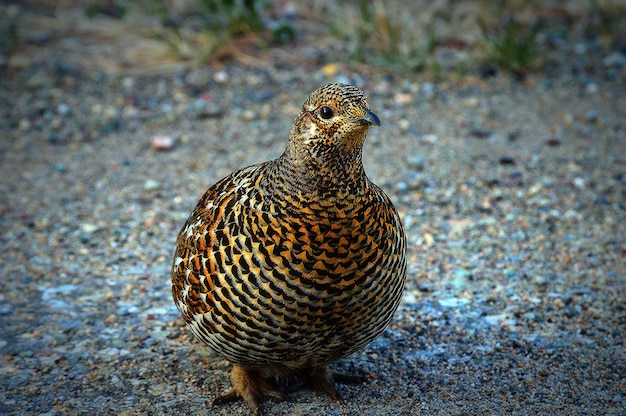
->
[319,106,334,120]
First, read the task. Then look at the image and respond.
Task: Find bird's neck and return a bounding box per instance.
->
[263,142,369,202]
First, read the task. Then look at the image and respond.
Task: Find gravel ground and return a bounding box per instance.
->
[1,8,625,416]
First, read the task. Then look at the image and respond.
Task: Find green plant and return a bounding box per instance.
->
[85,1,128,18]
[197,0,271,35]
[328,0,440,71]
[587,0,626,41]
[479,16,543,76]
[1,6,20,53]
[116,0,282,64]
[133,0,170,21]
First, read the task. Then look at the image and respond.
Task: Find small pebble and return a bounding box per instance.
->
[402,293,417,304]
[144,179,161,191]
[395,182,408,193]
[184,69,210,87]
[394,93,412,105]
[398,119,410,131]
[80,223,98,234]
[438,297,470,308]
[585,110,599,123]
[563,113,574,127]
[564,209,580,219]
[58,103,69,115]
[151,135,175,151]
[406,156,425,171]
[420,82,434,98]
[499,156,515,165]
[423,232,434,247]
[121,77,135,89]
[192,100,223,119]
[322,63,339,77]
[241,109,257,121]
[462,97,479,107]
[402,172,428,190]
[602,51,626,67]
[573,177,585,189]
[450,269,471,291]
[527,183,543,195]
[18,118,31,131]
[213,71,229,84]
[469,128,492,139]
[334,75,352,86]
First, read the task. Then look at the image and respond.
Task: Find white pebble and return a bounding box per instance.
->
[462,97,479,107]
[122,77,135,89]
[18,118,30,130]
[151,135,175,150]
[144,179,161,191]
[398,119,410,131]
[573,177,585,188]
[438,297,470,307]
[214,71,229,84]
[80,223,98,233]
[241,110,257,121]
[402,293,417,304]
[58,103,69,115]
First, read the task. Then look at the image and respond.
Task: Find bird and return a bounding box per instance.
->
[171,82,406,415]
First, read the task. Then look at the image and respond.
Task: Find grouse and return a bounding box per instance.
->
[172,82,406,414]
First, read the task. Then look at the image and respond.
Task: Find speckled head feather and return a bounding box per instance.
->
[297,82,380,143]
[303,82,374,121]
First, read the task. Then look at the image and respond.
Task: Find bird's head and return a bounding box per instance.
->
[283,83,380,187]
[296,82,380,150]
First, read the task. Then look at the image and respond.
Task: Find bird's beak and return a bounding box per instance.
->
[358,109,381,127]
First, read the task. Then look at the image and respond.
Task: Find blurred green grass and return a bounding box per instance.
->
[4,0,625,76]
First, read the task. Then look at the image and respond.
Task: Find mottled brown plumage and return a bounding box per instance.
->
[171,82,406,415]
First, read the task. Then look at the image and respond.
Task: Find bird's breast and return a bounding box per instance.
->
[173,175,405,366]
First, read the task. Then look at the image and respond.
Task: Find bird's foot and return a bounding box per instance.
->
[308,366,368,402]
[332,370,368,384]
[213,365,285,416]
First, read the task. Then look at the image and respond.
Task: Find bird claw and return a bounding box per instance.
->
[212,389,243,405]
[308,366,368,402]
[332,371,369,385]
[212,365,285,415]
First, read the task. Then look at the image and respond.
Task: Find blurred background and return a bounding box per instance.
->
[2,0,625,78]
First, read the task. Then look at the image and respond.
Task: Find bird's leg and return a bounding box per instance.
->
[309,366,343,401]
[213,365,285,415]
